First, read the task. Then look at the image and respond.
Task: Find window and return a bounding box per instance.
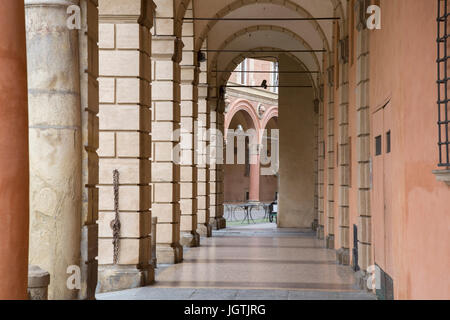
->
[241,59,247,85]
[375,135,382,156]
[386,131,391,154]
[272,62,279,93]
[244,136,250,176]
[437,0,450,167]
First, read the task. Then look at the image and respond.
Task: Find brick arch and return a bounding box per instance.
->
[224,99,262,144]
[261,106,279,130]
[195,0,332,52]
[260,106,279,145]
[208,25,322,76]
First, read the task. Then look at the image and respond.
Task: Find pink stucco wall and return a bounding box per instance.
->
[368,0,450,299]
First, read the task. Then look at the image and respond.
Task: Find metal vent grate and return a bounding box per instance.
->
[437,0,450,167]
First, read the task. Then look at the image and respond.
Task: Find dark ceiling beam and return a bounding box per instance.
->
[182,17,339,21]
[212,70,320,74]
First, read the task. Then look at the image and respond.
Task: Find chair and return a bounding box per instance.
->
[269,193,278,223]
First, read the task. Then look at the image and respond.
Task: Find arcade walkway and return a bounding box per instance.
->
[97,224,376,300]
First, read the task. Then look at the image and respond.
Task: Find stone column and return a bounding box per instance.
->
[0,0,29,300]
[26,0,84,300]
[152,2,183,263]
[97,0,155,292]
[326,52,336,250]
[179,3,200,247]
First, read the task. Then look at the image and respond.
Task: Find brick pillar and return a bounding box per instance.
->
[248,147,261,202]
[97,0,155,292]
[151,5,183,263]
[326,52,336,250]
[179,3,200,247]
[337,38,350,265]
[356,28,372,272]
[0,0,29,300]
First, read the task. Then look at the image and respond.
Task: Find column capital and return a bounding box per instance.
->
[152,36,184,62]
[99,0,156,28]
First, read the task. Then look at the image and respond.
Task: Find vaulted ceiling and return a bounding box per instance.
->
[174,0,348,87]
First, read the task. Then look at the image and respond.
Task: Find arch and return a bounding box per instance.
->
[208,25,322,76]
[224,99,262,143]
[195,0,332,52]
[218,48,319,100]
[260,106,279,145]
[261,106,279,131]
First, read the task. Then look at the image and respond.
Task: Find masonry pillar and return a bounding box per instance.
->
[326,52,336,249]
[337,35,350,265]
[196,57,212,236]
[0,0,29,300]
[313,98,320,231]
[26,0,89,299]
[97,0,155,292]
[317,82,325,239]
[207,77,226,230]
[356,27,373,275]
[78,0,99,300]
[152,1,183,263]
[179,3,200,247]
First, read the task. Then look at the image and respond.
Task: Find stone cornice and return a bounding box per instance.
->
[432,170,450,186]
[225,85,278,107]
[25,0,78,6]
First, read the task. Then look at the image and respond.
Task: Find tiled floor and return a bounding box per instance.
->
[97,224,376,300]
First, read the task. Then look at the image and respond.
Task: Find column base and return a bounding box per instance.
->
[317,225,324,239]
[79,260,98,300]
[354,269,371,292]
[336,247,350,265]
[326,234,335,249]
[197,223,212,237]
[28,265,50,300]
[150,257,157,270]
[96,265,154,294]
[210,217,226,230]
[311,219,319,231]
[156,243,183,264]
[180,231,200,247]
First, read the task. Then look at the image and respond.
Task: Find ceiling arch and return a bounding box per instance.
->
[194,0,337,52]
[217,47,319,96]
[208,25,322,76]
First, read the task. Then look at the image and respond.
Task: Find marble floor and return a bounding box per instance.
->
[97,224,376,300]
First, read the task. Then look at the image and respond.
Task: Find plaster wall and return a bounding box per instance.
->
[278,54,316,228]
[369,0,450,299]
